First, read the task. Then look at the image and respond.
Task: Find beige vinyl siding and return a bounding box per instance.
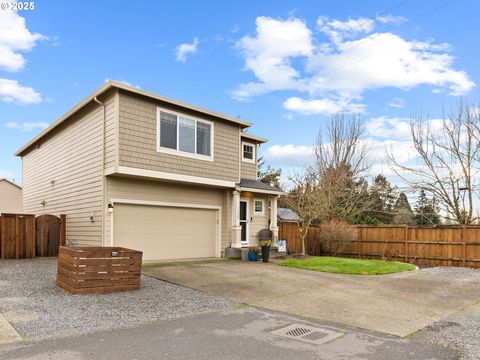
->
[118,92,240,183]
[0,181,22,213]
[106,177,229,252]
[104,90,119,169]
[22,92,116,246]
[241,161,257,180]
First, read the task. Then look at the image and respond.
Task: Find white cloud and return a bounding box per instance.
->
[233,16,313,99]
[234,15,475,114]
[366,116,444,139]
[284,96,366,115]
[6,121,49,131]
[175,38,199,62]
[366,116,411,138]
[0,79,41,104]
[376,15,407,25]
[0,5,45,72]
[306,32,474,97]
[317,16,374,44]
[388,97,405,108]
[263,144,314,167]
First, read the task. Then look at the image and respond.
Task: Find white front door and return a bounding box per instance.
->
[240,200,248,246]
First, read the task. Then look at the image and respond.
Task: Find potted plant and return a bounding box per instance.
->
[258,240,273,263]
[247,247,259,261]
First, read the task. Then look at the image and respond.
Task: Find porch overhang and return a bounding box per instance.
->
[236,178,285,195]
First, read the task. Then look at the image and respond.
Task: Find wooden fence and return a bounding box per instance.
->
[0,213,66,259]
[279,222,480,268]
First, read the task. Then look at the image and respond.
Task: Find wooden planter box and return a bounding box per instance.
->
[57,246,142,294]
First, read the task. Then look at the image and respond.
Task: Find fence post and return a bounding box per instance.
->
[462,226,466,267]
[60,214,66,247]
[30,215,36,258]
[15,215,20,259]
[404,226,408,262]
[357,226,362,259]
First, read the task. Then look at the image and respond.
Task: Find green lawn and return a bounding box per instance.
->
[281,256,416,275]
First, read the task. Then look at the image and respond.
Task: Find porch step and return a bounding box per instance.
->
[224,247,287,261]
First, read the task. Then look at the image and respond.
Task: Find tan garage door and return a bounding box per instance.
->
[113,203,218,261]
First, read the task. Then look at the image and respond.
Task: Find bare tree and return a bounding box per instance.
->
[284,167,322,256]
[388,103,480,224]
[313,114,373,223]
[314,114,371,175]
[284,115,373,255]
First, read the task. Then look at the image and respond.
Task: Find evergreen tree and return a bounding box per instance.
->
[414,190,441,226]
[257,156,282,189]
[367,174,397,224]
[393,192,414,225]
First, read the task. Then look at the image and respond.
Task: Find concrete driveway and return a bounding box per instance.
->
[143,260,480,337]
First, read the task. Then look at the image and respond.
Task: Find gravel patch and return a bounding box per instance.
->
[414,305,480,360]
[418,266,480,279]
[412,267,480,359]
[0,258,235,341]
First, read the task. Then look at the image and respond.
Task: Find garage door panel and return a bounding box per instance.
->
[114,204,217,261]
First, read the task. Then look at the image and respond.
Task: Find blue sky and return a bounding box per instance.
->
[1,0,479,186]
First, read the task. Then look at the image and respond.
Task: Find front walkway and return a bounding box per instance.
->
[143,260,480,337]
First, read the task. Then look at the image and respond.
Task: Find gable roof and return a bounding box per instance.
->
[0,178,22,190]
[16,81,253,157]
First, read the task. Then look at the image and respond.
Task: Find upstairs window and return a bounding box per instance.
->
[157,109,213,160]
[242,142,255,163]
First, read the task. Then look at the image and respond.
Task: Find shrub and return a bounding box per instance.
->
[318,219,357,255]
[248,247,259,254]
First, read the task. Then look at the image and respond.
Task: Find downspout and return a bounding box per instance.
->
[94,96,106,246]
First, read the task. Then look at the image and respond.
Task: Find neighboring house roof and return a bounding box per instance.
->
[277,208,299,222]
[0,178,22,190]
[238,178,284,195]
[16,81,253,157]
[241,132,267,144]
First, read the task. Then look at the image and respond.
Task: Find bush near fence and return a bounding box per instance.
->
[0,213,66,259]
[279,222,480,268]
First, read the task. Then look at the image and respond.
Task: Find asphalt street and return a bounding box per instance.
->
[0,307,457,360]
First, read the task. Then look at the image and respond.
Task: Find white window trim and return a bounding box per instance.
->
[156,107,214,162]
[242,141,256,164]
[254,198,265,215]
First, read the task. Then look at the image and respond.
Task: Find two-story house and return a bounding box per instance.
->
[16,81,282,261]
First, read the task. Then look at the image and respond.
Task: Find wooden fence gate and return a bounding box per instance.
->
[0,213,66,259]
[36,214,65,257]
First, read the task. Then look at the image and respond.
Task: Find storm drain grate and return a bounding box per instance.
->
[271,324,344,345]
[286,326,313,337]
